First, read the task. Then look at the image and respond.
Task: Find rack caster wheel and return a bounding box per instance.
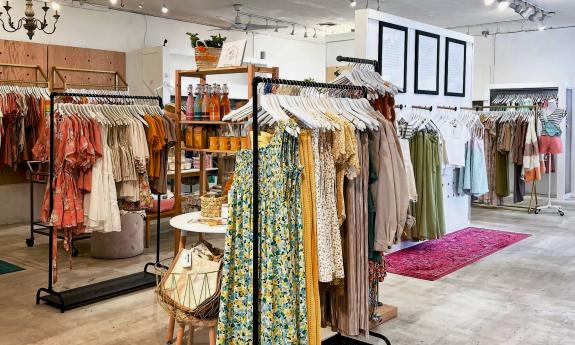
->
[534,209,541,214]
[559,211,565,216]
[26,238,35,247]
[71,247,79,257]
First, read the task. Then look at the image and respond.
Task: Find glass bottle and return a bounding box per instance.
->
[193,84,203,121]
[210,83,221,121]
[202,84,211,121]
[185,84,194,120]
[220,83,231,117]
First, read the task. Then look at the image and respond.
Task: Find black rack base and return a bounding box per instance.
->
[322,332,391,345]
[36,268,157,313]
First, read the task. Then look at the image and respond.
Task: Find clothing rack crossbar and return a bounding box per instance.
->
[35,92,165,313]
[336,56,379,70]
[251,76,391,345]
[412,105,433,111]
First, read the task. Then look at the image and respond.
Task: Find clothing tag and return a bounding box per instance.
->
[182,250,192,268]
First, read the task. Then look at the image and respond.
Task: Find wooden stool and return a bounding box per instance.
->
[173,317,218,345]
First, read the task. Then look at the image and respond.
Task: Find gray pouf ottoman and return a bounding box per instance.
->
[91,211,145,259]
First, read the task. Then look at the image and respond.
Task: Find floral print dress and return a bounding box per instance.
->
[217,122,308,344]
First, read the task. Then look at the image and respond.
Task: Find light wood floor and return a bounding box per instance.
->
[1,200,574,345]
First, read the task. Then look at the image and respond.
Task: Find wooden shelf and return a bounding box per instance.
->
[178,65,277,78]
[182,148,238,155]
[180,120,244,125]
[168,168,218,178]
[369,304,398,329]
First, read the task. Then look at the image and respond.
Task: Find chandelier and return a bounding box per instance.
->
[0,0,60,40]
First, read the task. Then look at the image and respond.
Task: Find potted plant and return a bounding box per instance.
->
[187,33,228,69]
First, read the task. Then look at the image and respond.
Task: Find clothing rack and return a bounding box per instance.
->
[0,62,49,87]
[437,105,458,111]
[51,67,129,91]
[251,76,391,345]
[465,104,540,213]
[412,105,433,111]
[336,55,379,71]
[36,92,164,313]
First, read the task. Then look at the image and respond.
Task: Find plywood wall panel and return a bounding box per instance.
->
[0,40,48,82]
[48,45,126,89]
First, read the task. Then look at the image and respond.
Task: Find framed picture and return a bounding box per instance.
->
[444,37,467,97]
[378,22,408,93]
[217,39,247,67]
[414,30,440,95]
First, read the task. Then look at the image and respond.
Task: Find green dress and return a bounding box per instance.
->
[217,122,308,344]
[409,132,445,240]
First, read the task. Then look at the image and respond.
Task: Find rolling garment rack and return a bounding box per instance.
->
[36,92,165,313]
[251,76,391,345]
[461,104,540,213]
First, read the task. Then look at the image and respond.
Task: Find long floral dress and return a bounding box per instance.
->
[217,122,308,344]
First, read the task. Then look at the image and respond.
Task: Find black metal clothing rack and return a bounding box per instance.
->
[35,92,165,313]
[336,55,380,71]
[251,77,391,345]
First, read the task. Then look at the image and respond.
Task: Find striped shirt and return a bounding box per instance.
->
[540,108,567,136]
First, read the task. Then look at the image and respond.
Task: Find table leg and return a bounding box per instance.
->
[167,231,188,343]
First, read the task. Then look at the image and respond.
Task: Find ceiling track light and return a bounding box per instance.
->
[161,1,168,13]
[304,26,308,38]
[313,28,317,38]
[497,0,510,11]
[274,21,279,32]
[290,24,295,35]
[138,1,143,9]
[484,0,495,5]
[349,0,357,8]
[109,0,117,4]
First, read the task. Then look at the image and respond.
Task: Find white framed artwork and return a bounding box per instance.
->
[217,39,247,67]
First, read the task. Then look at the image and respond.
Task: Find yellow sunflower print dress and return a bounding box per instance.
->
[217,122,308,344]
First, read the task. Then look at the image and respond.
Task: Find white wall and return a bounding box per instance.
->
[0,3,326,225]
[472,28,575,101]
[354,9,475,233]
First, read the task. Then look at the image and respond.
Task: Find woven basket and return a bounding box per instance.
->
[201,195,226,218]
[194,41,221,69]
[155,242,223,321]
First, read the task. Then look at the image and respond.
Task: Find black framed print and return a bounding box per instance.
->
[414,30,440,95]
[444,37,467,97]
[378,22,408,93]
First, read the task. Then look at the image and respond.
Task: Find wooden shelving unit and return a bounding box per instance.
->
[173,64,279,252]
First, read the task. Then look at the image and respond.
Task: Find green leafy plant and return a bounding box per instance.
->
[205,34,227,48]
[303,77,316,83]
[186,33,227,48]
[186,32,200,47]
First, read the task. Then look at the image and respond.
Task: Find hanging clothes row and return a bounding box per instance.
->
[0,86,50,168]
[218,81,407,343]
[32,98,173,284]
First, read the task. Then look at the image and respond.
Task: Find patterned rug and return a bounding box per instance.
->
[0,259,24,275]
[386,227,531,281]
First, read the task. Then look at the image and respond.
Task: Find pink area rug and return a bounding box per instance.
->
[385,227,531,281]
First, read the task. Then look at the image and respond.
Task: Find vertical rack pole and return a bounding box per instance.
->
[48,93,55,291]
[252,77,260,344]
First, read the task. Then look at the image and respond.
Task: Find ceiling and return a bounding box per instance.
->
[80,0,575,35]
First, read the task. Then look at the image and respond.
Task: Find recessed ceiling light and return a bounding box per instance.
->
[484,0,495,5]
[109,0,117,5]
[349,0,357,8]
[161,2,168,13]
